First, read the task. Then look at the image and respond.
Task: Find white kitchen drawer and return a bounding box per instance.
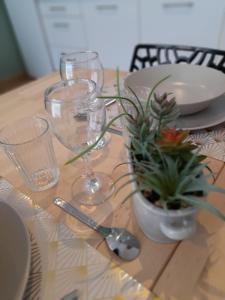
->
[81,0,139,71]
[140,0,225,48]
[41,17,87,48]
[38,0,81,18]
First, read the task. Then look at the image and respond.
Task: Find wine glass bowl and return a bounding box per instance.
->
[45,79,96,152]
[59,50,110,149]
[60,51,104,93]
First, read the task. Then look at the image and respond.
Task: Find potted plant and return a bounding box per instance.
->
[66,74,225,243]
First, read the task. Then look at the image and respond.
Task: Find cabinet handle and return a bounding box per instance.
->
[49,5,66,12]
[162,1,194,9]
[53,22,69,29]
[95,4,118,11]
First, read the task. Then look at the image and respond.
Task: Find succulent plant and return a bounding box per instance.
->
[66,72,225,221]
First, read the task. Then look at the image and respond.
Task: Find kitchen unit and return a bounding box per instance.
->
[140,0,225,48]
[4,0,225,78]
[38,0,139,71]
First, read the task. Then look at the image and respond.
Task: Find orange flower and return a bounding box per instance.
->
[157,128,188,146]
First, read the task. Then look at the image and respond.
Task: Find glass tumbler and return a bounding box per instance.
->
[0,116,59,191]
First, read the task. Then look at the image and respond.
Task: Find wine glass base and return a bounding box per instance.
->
[93,132,111,150]
[72,172,114,206]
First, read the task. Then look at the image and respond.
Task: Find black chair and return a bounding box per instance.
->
[129,44,225,73]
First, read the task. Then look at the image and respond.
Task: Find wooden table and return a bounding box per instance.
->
[1,70,225,300]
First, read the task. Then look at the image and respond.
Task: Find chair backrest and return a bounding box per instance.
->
[130,44,225,73]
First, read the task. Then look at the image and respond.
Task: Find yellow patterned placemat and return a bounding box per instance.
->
[0,178,154,300]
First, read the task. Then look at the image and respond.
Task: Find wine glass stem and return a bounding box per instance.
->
[83,154,101,194]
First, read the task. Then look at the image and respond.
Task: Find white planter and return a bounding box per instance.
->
[130,174,198,243]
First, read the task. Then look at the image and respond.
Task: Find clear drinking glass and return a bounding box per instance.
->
[0,117,59,191]
[44,78,114,206]
[60,51,104,92]
[60,50,110,149]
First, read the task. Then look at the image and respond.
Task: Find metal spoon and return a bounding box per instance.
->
[54,197,140,261]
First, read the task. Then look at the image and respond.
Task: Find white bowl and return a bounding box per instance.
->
[124,64,225,115]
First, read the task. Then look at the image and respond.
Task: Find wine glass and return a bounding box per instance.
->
[44,78,114,206]
[60,51,104,92]
[59,50,110,149]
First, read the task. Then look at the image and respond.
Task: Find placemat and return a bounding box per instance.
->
[103,85,225,162]
[0,177,154,300]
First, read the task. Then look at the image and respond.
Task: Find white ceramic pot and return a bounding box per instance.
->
[131,180,198,243]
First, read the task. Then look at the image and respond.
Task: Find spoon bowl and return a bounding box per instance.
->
[105,228,140,261]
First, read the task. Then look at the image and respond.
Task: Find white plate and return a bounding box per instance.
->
[175,95,225,130]
[124,64,225,115]
[0,201,31,300]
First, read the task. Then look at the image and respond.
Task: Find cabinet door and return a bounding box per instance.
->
[82,0,139,71]
[38,0,88,70]
[140,0,225,48]
[38,0,82,18]
[38,0,87,49]
[41,17,87,49]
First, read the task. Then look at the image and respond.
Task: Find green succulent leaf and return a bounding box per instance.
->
[65,112,127,165]
[146,75,171,111]
[112,172,137,186]
[115,178,137,197]
[179,195,225,221]
[127,86,145,117]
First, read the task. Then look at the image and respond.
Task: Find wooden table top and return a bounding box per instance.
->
[1,70,225,300]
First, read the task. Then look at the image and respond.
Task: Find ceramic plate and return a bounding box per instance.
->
[175,95,225,130]
[124,64,225,115]
[0,201,31,300]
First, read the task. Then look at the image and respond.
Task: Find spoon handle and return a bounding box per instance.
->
[54,197,103,234]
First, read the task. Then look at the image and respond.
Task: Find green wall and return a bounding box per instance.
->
[0,1,25,80]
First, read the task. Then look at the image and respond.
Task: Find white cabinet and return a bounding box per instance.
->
[38,0,139,71]
[5,0,225,77]
[37,0,88,70]
[140,0,225,48]
[81,0,139,70]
